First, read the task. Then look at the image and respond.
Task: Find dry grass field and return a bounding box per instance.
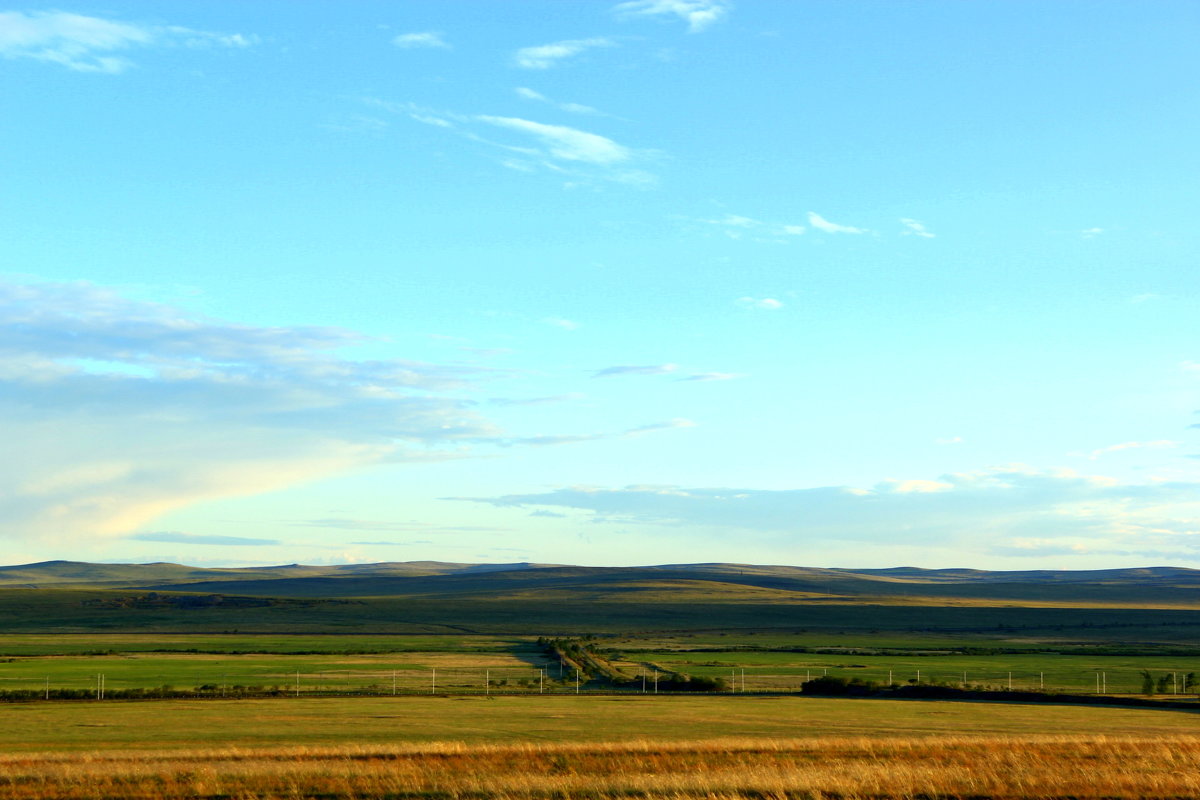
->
[0,696,1197,797]
[1,735,1198,799]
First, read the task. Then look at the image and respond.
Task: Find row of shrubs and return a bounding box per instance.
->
[799,675,1199,708]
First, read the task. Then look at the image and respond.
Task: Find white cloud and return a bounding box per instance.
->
[678,372,743,382]
[508,417,694,447]
[592,363,679,378]
[131,531,280,546]
[514,37,615,69]
[515,87,603,116]
[543,317,581,330]
[0,10,252,73]
[0,280,500,542]
[613,0,732,33]
[936,436,964,445]
[1081,227,1105,239]
[457,466,1200,560]
[900,218,935,238]
[369,100,650,185]
[736,297,783,310]
[392,32,450,49]
[883,479,953,494]
[477,116,630,164]
[699,214,806,241]
[807,212,868,235]
[1089,440,1178,461]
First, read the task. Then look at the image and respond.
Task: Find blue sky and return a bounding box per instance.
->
[2,0,1198,569]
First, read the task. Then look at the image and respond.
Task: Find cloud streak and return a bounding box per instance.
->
[514,37,615,69]
[0,280,499,542]
[369,99,651,185]
[392,32,449,49]
[130,531,281,546]
[477,116,630,165]
[808,212,868,235]
[455,466,1200,560]
[613,0,732,33]
[592,363,679,378]
[0,10,253,73]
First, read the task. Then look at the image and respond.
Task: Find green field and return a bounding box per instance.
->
[623,650,1200,695]
[0,633,1195,698]
[1,695,1197,753]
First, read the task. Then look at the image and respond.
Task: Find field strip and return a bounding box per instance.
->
[0,735,1198,799]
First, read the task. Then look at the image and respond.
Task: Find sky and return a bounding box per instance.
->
[1,0,1198,570]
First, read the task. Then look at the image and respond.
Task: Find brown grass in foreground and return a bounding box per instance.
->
[0,735,1198,799]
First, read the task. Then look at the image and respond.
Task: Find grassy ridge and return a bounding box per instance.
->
[4,586,1200,638]
[4,560,1200,639]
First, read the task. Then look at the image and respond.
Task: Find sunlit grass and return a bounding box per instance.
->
[0,735,1196,798]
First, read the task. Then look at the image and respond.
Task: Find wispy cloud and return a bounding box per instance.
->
[300,518,504,533]
[1081,227,1105,239]
[456,466,1200,560]
[1088,440,1178,461]
[130,531,280,546]
[477,116,630,164]
[808,212,868,235]
[678,372,743,382]
[736,296,783,310]
[592,363,679,378]
[500,418,696,448]
[514,37,615,69]
[488,393,586,407]
[516,87,603,116]
[369,99,651,185]
[392,31,449,49]
[0,280,500,542]
[900,218,935,238]
[698,213,805,241]
[542,317,581,330]
[0,10,253,73]
[613,0,732,33]
[349,539,434,546]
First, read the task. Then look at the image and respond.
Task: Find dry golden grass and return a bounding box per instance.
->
[0,735,1197,799]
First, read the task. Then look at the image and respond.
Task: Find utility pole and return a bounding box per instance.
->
[653,669,658,694]
[296,671,300,697]
[44,675,49,701]
[432,668,436,694]
[485,670,489,696]
[575,669,580,694]
[392,671,397,696]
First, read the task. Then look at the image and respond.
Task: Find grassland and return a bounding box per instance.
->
[3,561,1200,797]
[0,699,1198,798]
[2,695,1198,751]
[0,633,1196,697]
[2,736,1200,799]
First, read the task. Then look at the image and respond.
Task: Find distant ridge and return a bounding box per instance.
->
[0,560,1197,609]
